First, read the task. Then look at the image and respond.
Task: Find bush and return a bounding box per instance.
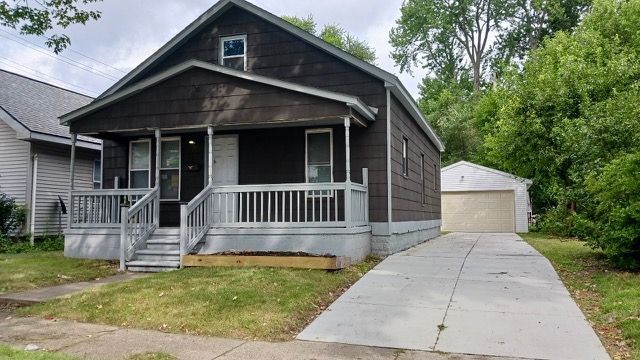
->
[535,206,596,239]
[0,234,64,254]
[585,151,640,269]
[0,193,26,235]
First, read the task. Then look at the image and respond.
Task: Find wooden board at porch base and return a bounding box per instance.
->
[182,255,350,270]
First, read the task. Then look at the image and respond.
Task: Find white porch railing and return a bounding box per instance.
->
[179,169,370,258]
[69,189,150,228]
[120,187,160,270]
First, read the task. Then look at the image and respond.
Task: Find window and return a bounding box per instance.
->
[129,140,151,189]
[306,129,333,195]
[433,164,439,191]
[402,137,409,177]
[420,154,426,205]
[93,159,102,190]
[220,35,246,71]
[160,138,180,200]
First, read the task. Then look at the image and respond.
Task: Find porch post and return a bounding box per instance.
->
[208,126,214,185]
[344,117,352,227]
[154,128,161,189]
[67,133,77,229]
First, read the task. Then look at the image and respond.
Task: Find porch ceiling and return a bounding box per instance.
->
[62,60,377,135]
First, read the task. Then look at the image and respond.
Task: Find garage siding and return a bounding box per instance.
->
[441,162,530,233]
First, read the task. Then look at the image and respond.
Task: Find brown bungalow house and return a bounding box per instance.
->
[61,0,444,272]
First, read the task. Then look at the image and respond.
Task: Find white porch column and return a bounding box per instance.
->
[344,117,352,227]
[208,126,214,185]
[67,133,77,230]
[344,117,351,182]
[154,128,161,189]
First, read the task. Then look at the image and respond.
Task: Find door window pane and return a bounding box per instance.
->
[131,142,150,170]
[131,170,149,188]
[160,169,179,199]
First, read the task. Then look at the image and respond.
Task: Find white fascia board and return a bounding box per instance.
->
[0,107,30,138]
[61,60,377,124]
[94,0,440,149]
[28,132,101,151]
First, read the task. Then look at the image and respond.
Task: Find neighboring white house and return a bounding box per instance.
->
[0,70,101,237]
[441,161,532,233]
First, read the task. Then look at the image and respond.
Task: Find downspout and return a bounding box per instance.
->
[385,85,393,236]
[30,154,38,244]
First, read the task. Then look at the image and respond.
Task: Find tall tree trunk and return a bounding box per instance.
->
[473,61,481,91]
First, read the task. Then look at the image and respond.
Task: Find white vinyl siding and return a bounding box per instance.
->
[31,143,96,236]
[0,119,29,204]
[441,162,530,233]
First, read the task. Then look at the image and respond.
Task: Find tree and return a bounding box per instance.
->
[283,15,376,64]
[390,0,509,91]
[0,0,102,53]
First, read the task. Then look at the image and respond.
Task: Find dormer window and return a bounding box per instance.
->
[220,35,246,71]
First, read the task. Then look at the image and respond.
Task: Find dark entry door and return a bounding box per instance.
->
[159,133,206,227]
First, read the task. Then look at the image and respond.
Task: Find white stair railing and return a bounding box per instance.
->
[120,187,159,270]
[180,184,214,264]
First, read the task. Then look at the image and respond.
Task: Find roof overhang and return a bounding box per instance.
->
[61,60,377,125]
[93,0,444,151]
[1,106,100,150]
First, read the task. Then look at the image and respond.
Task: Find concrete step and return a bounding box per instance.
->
[126,260,180,273]
[136,254,180,261]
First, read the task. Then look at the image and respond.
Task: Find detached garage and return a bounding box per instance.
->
[441,161,532,233]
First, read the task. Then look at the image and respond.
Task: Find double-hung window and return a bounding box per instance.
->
[306,129,333,196]
[220,35,247,71]
[93,159,102,190]
[160,138,180,200]
[129,140,151,189]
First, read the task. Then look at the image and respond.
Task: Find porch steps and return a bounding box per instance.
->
[126,228,181,273]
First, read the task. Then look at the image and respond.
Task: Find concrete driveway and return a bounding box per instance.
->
[298,233,610,360]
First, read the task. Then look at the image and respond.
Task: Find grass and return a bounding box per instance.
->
[20,257,378,341]
[0,252,118,295]
[0,345,176,360]
[522,233,640,360]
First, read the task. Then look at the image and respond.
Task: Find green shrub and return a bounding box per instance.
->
[585,151,640,269]
[0,234,64,254]
[0,193,26,235]
[535,206,595,239]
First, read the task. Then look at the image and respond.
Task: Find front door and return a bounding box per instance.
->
[210,135,239,223]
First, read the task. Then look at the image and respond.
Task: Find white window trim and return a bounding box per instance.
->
[220,34,247,71]
[128,139,151,189]
[402,137,409,177]
[93,159,102,190]
[305,128,333,198]
[159,137,181,201]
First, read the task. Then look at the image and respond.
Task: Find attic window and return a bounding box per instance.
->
[220,35,246,71]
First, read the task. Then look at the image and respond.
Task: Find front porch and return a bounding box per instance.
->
[65,118,371,271]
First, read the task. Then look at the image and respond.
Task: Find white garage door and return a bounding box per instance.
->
[442,191,515,232]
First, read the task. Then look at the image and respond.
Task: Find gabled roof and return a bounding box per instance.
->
[60,60,378,124]
[442,161,533,186]
[92,0,444,151]
[0,70,100,150]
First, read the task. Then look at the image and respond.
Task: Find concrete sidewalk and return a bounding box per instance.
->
[298,233,610,360]
[0,315,512,360]
[0,273,147,306]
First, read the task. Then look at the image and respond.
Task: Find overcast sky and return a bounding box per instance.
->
[0,0,424,99]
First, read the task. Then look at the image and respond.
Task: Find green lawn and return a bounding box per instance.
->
[522,233,640,359]
[0,345,175,360]
[20,258,377,340]
[0,252,118,295]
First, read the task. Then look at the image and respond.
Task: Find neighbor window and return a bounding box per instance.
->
[93,159,102,190]
[160,138,181,200]
[402,137,409,177]
[421,154,426,205]
[306,129,333,196]
[220,35,246,70]
[129,140,151,188]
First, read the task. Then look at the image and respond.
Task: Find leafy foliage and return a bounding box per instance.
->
[0,0,102,53]
[0,192,26,235]
[0,234,64,254]
[282,15,376,64]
